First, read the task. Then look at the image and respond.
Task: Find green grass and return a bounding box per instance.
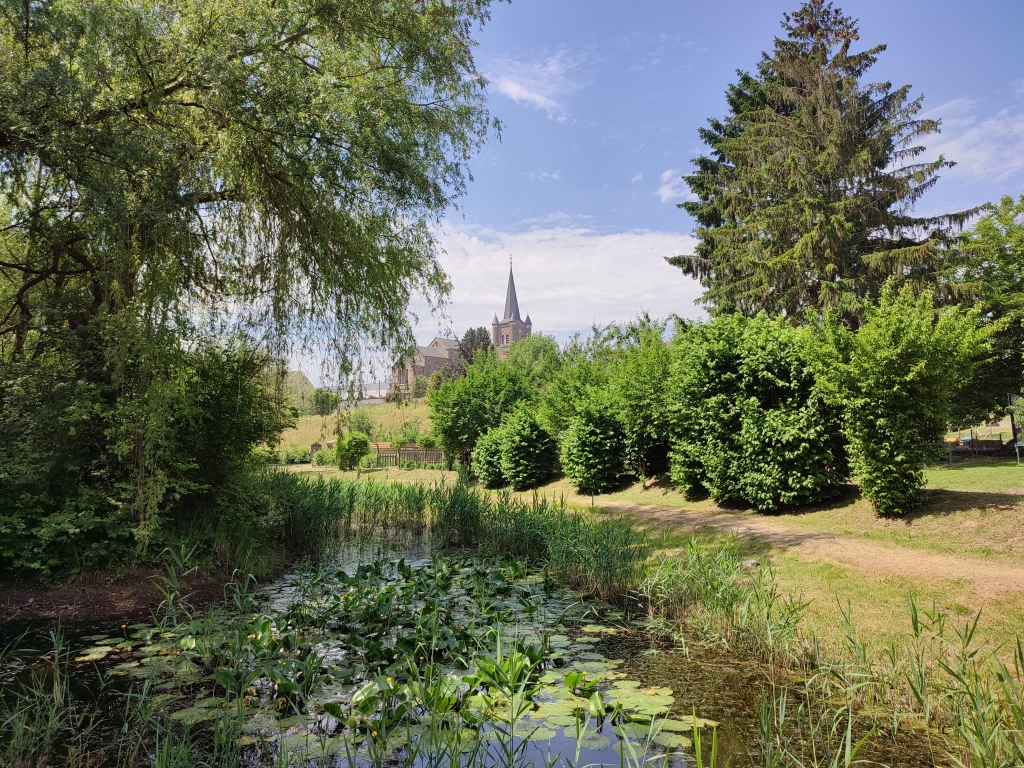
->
[924,456,1024,492]
[278,400,432,451]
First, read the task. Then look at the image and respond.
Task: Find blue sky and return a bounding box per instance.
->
[413,0,1024,345]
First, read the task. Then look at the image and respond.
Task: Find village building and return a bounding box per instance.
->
[390,262,534,391]
[391,336,460,393]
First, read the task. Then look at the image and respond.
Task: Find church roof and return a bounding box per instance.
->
[417,346,450,360]
[525,314,532,325]
[431,337,459,350]
[503,266,522,322]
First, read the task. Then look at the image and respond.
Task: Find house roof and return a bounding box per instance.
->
[431,337,460,350]
[418,346,450,360]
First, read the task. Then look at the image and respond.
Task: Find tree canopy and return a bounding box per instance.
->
[0,0,498,365]
[669,0,970,324]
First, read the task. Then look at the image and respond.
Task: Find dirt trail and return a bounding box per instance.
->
[600,501,1024,598]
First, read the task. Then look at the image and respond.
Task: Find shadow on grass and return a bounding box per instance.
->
[902,488,1024,522]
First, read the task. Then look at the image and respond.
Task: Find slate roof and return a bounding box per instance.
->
[431,337,460,350]
[502,266,522,322]
[417,346,450,359]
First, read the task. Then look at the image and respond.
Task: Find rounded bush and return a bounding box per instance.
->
[561,404,628,494]
[471,427,506,488]
[338,431,371,470]
[499,408,558,491]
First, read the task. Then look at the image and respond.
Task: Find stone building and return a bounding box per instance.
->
[491,265,531,357]
[392,337,460,392]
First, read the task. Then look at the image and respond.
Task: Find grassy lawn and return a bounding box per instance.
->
[278,399,432,451]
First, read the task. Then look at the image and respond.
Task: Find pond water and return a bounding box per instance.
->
[0,543,768,767]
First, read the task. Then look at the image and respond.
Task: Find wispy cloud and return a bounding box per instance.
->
[924,98,1024,181]
[485,51,582,121]
[656,169,694,203]
[631,173,643,183]
[526,171,561,182]
[413,224,703,341]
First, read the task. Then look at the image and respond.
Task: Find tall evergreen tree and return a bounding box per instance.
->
[669,0,973,324]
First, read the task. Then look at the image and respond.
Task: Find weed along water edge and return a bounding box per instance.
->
[0,476,1019,767]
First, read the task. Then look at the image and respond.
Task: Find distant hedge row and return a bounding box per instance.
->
[431,286,988,516]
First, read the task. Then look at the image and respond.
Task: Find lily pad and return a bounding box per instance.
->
[170,706,218,725]
[573,730,611,751]
[652,731,692,749]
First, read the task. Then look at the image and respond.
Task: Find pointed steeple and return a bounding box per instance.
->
[503,262,522,322]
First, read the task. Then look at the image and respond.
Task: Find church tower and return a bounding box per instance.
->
[491,261,531,357]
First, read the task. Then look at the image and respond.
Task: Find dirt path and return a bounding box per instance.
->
[600,501,1024,598]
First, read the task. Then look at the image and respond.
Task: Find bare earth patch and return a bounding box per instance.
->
[599,501,1024,599]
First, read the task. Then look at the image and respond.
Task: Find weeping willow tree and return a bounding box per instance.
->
[0,0,498,573]
[669,0,973,324]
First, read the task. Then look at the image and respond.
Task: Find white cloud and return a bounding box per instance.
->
[526,171,561,182]
[412,223,704,343]
[631,172,643,183]
[486,51,581,121]
[923,98,1024,181]
[656,169,694,203]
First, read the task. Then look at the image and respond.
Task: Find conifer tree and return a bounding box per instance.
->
[669,0,972,324]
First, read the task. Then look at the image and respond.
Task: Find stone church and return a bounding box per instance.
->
[391,263,532,392]
[491,264,531,357]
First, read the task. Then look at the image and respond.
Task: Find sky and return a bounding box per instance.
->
[408,0,1024,346]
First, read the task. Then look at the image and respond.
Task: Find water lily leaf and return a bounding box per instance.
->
[573,730,611,751]
[574,652,605,661]
[612,680,641,690]
[659,718,693,732]
[612,723,650,740]
[193,697,226,710]
[170,706,217,725]
[542,714,580,727]
[652,731,692,749]
[81,634,109,642]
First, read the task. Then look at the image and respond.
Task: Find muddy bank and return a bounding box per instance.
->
[0,567,227,625]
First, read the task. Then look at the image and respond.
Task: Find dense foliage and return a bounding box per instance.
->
[428,350,534,466]
[669,315,849,511]
[497,408,559,491]
[469,427,507,489]
[0,343,293,575]
[670,0,967,322]
[311,388,339,417]
[0,0,496,575]
[605,319,673,477]
[816,284,990,515]
[560,400,628,494]
[337,432,372,471]
[949,195,1024,424]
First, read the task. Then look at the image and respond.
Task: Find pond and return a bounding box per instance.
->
[0,540,761,767]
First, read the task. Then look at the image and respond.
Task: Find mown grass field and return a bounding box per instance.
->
[277,399,432,450]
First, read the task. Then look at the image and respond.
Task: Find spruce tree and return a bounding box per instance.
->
[669,0,973,324]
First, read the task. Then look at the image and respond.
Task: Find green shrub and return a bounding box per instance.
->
[429,349,534,465]
[418,433,438,450]
[312,446,337,466]
[347,409,375,440]
[338,431,372,470]
[470,427,506,488]
[561,401,628,494]
[498,408,558,491]
[411,374,428,398]
[668,314,848,512]
[816,284,990,515]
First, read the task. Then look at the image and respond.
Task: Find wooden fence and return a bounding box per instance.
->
[372,444,446,467]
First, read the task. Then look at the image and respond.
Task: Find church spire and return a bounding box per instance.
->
[503,257,522,322]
